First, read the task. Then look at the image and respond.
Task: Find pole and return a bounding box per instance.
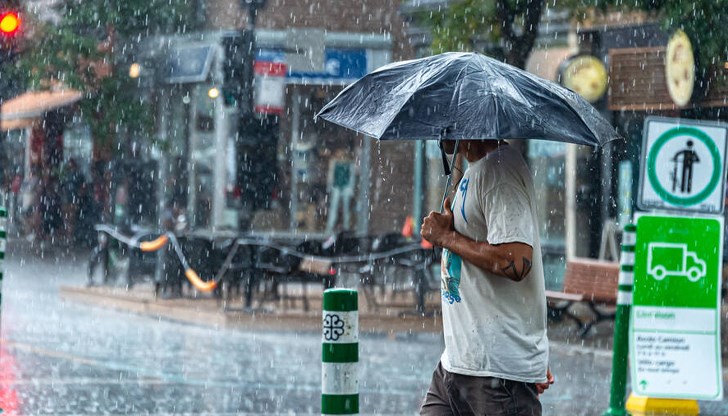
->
[602,223,635,416]
[289,90,301,231]
[355,135,371,235]
[322,289,358,415]
[0,207,4,415]
[212,45,227,231]
[413,141,424,236]
[565,143,577,260]
[187,88,199,226]
[238,0,277,231]
[0,206,5,294]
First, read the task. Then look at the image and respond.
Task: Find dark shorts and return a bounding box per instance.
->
[420,362,542,416]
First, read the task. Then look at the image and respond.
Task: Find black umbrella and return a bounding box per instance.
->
[315,52,619,147]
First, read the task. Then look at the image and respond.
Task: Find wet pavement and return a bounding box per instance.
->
[0,241,726,415]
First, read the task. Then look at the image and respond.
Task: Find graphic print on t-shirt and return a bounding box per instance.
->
[441,248,462,303]
[459,178,469,224]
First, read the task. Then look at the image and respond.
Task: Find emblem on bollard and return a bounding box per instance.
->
[323,313,346,341]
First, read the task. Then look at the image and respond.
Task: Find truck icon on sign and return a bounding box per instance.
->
[647,242,706,282]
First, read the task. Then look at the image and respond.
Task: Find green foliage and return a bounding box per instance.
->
[15,0,195,150]
[413,0,544,68]
[419,0,498,54]
[564,0,727,76]
[660,0,728,75]
[416,0,727,76]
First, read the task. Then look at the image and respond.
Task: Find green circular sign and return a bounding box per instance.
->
[646,126,722,206]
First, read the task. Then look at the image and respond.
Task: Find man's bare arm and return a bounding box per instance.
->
[435,230,533,282]
[421,196,533,282]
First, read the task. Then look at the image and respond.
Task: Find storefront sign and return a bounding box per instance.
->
[558,54,608,103]
[254,61,287,114]
[639,117,728,214]
[665,30,695,107]
[631,214,723,400]
[257,48,367,85]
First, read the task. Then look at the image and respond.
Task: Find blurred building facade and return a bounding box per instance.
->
[400,3,728,289]
[2,1,725,284]
[149,0,419,236]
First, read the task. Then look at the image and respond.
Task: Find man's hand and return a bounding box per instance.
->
[535,368,554,395]
[421,197,455,248]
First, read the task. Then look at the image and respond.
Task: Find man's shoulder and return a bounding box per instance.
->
[477,146,529,179]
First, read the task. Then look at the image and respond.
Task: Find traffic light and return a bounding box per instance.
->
[0,9,20,56]
[222,31,280,220]
[237,117,279,212]
[0,6,21,104]
[0,12,19,36]
[221,31,254,113]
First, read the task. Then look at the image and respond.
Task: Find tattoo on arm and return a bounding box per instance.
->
[501,257,533,281]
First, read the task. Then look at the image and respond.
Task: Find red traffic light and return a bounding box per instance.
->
[0,12,20,35]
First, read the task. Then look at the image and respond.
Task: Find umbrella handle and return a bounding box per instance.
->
[438,139,459,213]
[433,140,459,259]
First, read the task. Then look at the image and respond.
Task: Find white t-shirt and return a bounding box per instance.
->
[439,144,549,383]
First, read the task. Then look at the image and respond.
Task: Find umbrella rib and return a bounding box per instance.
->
[383,56,464,139]
[441,58,475,138]
[563,101,615,146]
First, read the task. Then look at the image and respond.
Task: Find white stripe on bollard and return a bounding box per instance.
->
[322,362,359,395]
[619,251,635,265]
[618,270,634,286]
[622,231,636,246]
[617,290,632,306]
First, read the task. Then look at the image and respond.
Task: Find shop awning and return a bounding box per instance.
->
[1,88,83,123]
[165,45,214,84]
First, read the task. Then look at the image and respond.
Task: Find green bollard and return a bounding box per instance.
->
[321,289,359,415]
[603,223,636,416]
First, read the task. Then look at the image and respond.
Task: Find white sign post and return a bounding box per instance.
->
[638,117,728,214]
[631,214,723,400]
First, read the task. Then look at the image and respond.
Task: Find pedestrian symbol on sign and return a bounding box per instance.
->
[671,140,700,193]
[642,121,726,212]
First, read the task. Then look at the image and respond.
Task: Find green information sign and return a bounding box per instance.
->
[631,214,723,400]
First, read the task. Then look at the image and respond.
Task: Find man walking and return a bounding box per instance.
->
[420,139,553,415]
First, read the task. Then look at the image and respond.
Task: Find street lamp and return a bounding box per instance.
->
[128,62,141,79]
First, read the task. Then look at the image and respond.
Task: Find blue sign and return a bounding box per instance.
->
[256,48,367,84]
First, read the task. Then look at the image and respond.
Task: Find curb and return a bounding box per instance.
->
[59,285,443,335]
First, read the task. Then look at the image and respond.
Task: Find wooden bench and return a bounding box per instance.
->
[545,258,620,337]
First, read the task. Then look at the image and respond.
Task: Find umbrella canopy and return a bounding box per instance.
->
[315,52,619,147]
